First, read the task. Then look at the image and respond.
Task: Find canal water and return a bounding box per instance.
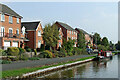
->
[37,55,118,79]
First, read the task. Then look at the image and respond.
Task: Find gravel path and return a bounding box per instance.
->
[2,55,95,71]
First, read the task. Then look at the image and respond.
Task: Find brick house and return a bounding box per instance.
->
[55,21,77,47]
[0,4,25,50]
[75,28,93,45]
[21,21,44,49]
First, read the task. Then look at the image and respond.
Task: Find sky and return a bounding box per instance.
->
[2,2,118,43]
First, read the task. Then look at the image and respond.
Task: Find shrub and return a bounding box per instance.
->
[97,45,108,51]
[34,49,37,56]
[20,53,29,60]
[0,60,11,64]
[67,52,73,56]
[38,50,53,58]
[2,50,8,56]
[7,47,19,56]
[53,50,59,58]
[24,46,32,52]
[18,48,26,54]
[29,57,40,60]
[58,48,67,57]
[81,48,88,54]
[72,47,81,55]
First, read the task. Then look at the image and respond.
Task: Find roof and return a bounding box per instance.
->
[75,28,88,34]
[56,21,77,32]
[21,21,40,31]
[0,4,22,18]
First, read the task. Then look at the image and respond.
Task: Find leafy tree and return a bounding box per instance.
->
[101,37,109,46]
[62,38,75,53]
[93,33,101,45]
[77,31,86,49]
[42,23,59,50]
[115,41,120,50]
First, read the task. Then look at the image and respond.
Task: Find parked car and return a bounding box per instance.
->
[86,48,93,54]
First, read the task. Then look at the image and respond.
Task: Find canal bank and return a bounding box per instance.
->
[2,55,95,78]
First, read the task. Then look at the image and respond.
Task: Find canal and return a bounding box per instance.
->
[38,55,118,79]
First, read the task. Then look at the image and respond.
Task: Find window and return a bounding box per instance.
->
[70,31,71,34]
[1,14,5,22]
[22,26,25,35]
[9,16,13,23]
[59,42,61,47]
[72,37,73,40]
[16,29,19,35]
[38,40,41,48]
[38,31,41,36]
[1,27,5,37]
[17,18,19,24]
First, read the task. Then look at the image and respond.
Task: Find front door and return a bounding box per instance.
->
[9,28,13,37]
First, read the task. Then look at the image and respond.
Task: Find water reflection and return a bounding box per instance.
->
[38,55,118,79]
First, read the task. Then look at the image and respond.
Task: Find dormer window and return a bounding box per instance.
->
[17,18,19,24]
[1,14,5,22]
[9,16,13,23]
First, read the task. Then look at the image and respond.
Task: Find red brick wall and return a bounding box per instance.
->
[25,31,35,49]
[36,23,44,48]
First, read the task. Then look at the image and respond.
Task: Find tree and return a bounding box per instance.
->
[115,41,120,50]
[101,37,109,46]
[62,38,75,53]
[93,33,101,45]
[77,31,86,49]
[42,23,59,50]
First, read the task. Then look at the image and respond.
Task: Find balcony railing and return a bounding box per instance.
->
[0,32,21,38]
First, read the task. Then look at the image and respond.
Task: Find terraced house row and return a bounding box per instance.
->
[0,4,93,50]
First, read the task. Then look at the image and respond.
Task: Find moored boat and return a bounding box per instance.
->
[93,51,113,61]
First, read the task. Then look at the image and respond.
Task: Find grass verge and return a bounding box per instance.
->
[2,56,95,78]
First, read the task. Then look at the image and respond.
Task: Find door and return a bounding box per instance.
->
[1,27,5,37]
[38,40,41,48]
[12,42,18,47]
[9,28,13,37]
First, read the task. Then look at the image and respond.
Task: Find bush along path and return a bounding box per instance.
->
[2,55,95,78]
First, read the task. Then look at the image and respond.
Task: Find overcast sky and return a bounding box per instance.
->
[3,2,118,43]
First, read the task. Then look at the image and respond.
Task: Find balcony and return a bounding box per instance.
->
[0,32,21,38]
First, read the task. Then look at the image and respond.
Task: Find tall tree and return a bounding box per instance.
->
[115,41,120,50]
[101,37,109,46]
[42,23,59,50]
[93,33,101,45]
[77,31,86,49]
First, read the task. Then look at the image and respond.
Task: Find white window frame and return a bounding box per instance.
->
[17,18,19,24]
[72,37,73,40]
[9,16,13,23]
[16,29,19,35]
[70,31,71,34]
[59,42,61,47]
[38,40,41,48]
[38,31,41,36]
[1,14,5,22]
[1,27,5,37]
[9,28,13,33]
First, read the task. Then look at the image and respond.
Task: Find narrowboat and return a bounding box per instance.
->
[93,51,113,61]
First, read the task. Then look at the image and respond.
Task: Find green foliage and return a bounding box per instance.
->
[29,57,40,60]
[38,50,53,58]
[77,31,86,49]
[58,48,67,57]
[62,38,75,53]
[67,52,73,56]
[42,23,60,50]
[34,49,37,56]
[24,46,32,52]
[7,47,19,56]
[72,47,82,55]
[18,48,26,54]
[0,60,11,64]
[20,53,29,60]
[97,45,108,51]
[101,37,109,46]
[115,41,120,50]
[93,33,101,45]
